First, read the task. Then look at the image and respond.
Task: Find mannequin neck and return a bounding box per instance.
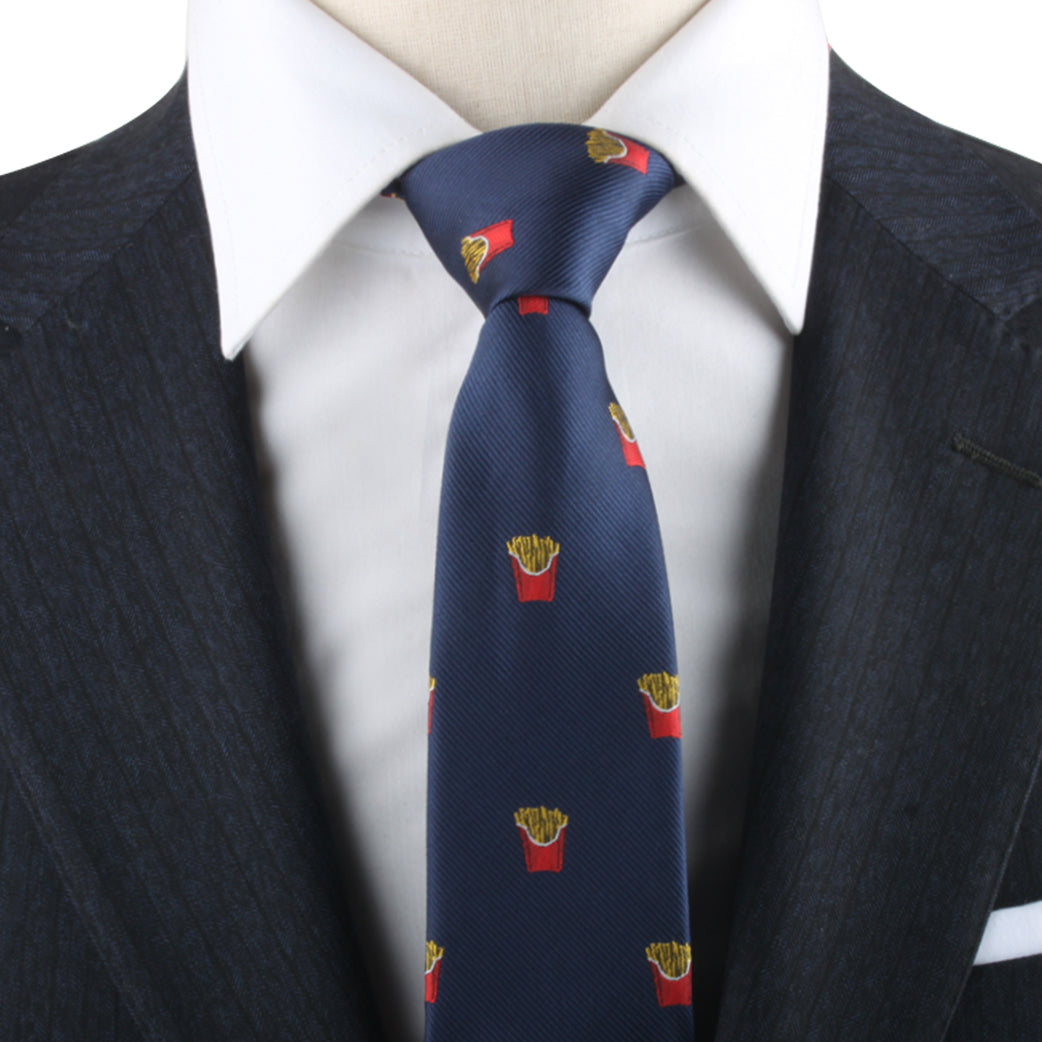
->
[310,0,712,129]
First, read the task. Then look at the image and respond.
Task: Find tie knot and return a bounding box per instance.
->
[397,124,678,316]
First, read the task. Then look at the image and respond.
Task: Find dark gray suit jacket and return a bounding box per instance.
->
[1,54,1041,1040]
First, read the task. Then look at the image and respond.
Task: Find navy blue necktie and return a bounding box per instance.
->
[398,124,692,1040]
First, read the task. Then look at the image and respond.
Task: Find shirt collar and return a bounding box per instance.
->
[188,0,829,358]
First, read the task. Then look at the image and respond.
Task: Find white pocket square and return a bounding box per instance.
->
[975,899,1042,965]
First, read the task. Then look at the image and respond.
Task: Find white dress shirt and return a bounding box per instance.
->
[188,0,829,1036]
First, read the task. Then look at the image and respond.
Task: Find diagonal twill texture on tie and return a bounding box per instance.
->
[398,124,693,1040]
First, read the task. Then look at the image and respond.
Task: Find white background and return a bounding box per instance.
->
[0,0,1040,174]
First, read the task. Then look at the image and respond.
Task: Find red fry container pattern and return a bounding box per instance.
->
[608,402,646,468]
[648,956,693,1007]
[506,535,560,602]
[516,822,567,872]
[424,941,444,1004]
[638,673,682,739]
[613,422,646,468]
[641,690,683,739]
[425,956,443,1004]
[509,553,559,602]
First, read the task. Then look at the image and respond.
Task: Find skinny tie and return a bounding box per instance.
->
[398,124,692,1040]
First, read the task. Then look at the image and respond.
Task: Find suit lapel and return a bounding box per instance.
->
[0,81,384,1040]
[715,57,1042,1042]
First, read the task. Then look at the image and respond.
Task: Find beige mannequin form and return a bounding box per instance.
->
[310,0,713,129]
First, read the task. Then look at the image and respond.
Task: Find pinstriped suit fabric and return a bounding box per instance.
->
[0,760,143,1039]
[714,57,1042,1042]
[0,82,384,1041]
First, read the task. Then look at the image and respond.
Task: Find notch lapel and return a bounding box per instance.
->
[715,57,1042,1042]
[0,81,383,1039]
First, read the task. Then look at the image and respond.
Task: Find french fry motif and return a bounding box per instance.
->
[638,672,682,739]
[646,942,693,1007]
[608,401,646,468]
[514,806,569,872]
[506,534,560,602]
[585,128,651,174]
[427,676,436,735]
[425,940,445,1003]
[460,238,487,283]
[460,219,514,283]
